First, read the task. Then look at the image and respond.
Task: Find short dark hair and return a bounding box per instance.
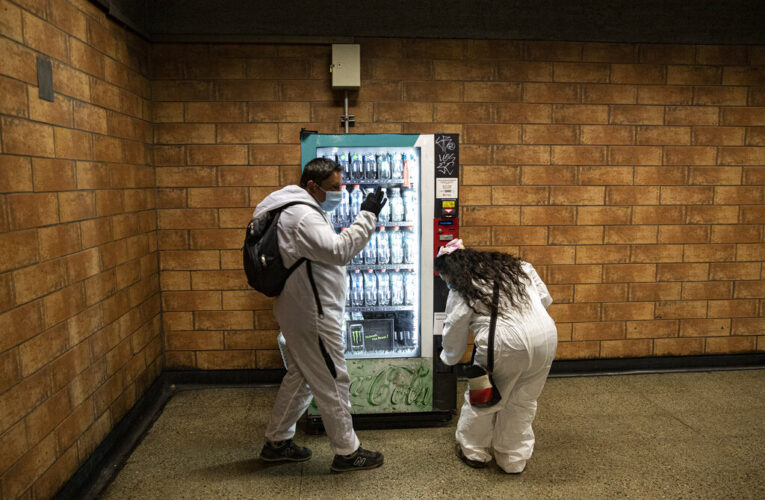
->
[299,157,342,188]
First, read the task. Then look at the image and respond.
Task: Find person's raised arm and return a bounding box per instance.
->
[293,187,387,266]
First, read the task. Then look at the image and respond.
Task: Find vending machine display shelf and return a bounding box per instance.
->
[347,305,415,312]
[344,179,410,186]
[335,222,415,229]
[347,264,415,271]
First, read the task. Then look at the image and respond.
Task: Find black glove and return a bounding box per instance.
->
[360,186,387,217]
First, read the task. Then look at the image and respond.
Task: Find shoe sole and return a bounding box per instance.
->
[260,455,312,463]
[329,462,383,473]
[456,445,487,469]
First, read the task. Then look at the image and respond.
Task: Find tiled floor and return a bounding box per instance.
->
[100,370,764,499]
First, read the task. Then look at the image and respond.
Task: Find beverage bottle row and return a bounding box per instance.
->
[350,226,417,265]
[394,330,416,347]
[331,185,416,227]
[347,269,417,307]
[324,152,416,182]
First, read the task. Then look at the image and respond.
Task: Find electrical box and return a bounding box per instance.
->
[331,44,360,89]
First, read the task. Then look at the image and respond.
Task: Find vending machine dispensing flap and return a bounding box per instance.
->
[434,217,459,258]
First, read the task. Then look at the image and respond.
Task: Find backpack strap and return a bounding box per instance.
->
[305,260,324,319]
[271,200,319,213]
[271,200,325,319]
[487,281,500,373]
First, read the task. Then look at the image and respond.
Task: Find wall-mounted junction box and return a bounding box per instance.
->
[331,44,360,89]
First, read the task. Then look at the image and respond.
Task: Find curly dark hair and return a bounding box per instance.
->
[434,248,529,314]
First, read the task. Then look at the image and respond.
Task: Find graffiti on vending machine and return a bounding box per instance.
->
[435,134,457,176]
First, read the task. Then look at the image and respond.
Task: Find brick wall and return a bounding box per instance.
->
[154,39,764,370]
[2,15,764,497]
[0,0,160,497]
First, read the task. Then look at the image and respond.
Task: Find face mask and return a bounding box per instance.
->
[319,188,342,212]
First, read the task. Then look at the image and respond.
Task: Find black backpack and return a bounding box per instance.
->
[242,202,324,316]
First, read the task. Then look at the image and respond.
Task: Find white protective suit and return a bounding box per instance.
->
[440,262,557,473]
[254,185,376,455]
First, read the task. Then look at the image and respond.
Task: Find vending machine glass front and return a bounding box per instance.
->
[317,146,421,359]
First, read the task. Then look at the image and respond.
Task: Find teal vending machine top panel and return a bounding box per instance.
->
[301,133,421,168]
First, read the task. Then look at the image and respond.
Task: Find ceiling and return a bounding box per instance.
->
[103,0,764,45]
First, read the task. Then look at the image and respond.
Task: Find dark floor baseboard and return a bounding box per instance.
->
[547,352,765,377]
[53,353,764,499]
[53,375,174,500]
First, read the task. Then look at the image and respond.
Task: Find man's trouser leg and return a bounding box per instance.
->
[267,328,359,456]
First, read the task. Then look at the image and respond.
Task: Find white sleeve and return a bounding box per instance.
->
[439,290,473,366]
[293,209,376,266]
[524,262,553,309]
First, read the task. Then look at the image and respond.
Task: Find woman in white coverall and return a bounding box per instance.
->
[434,239,557,473]
[255,158,387,472]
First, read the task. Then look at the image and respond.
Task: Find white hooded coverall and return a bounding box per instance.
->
[440,262,557,473]
[254,185,376,455]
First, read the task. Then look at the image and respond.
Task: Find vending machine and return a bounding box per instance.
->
[299,131,460,429]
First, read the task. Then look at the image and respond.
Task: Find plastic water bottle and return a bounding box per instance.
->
[364,269,377,306]
[350,184,363,220]
[351,249,363,265]
[351,226,364,264]
[363,229,377,264]
[405,153,417,184]
[389,187,404,222]
[403,188,416,222]
[376,227,390,264]
[337,152,350,180]
[403,227,417,264]
[390,269,404,305]
[391,153,404,180]
[390,226,404,264]
[323,153,336,162]
[338,185,350,226]
[405,330,415,346]
[405,271,417,305]
[345,272,351,307]
[378,188,391,223]
[351,152,363,180]
[377,153,391,180]
[376,269,390,306]
[363,153,377,180]
[351,270,364,306]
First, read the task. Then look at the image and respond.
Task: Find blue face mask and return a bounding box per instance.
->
[320,188,342,212]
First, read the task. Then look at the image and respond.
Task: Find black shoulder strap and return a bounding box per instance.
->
[270,200,325,319]
[270,200,322,216]
[487,281,500,373]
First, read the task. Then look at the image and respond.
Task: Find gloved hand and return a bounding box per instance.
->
[360,186,387,217]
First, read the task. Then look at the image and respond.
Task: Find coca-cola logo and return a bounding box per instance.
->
[349,364,432,408]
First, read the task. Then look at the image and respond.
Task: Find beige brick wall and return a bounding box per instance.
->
[2,12,764,498]
[154,39,764,368]
[0,0,160,497]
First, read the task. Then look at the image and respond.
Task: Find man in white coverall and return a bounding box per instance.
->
[255,157,387,472]
[436,241,557,474]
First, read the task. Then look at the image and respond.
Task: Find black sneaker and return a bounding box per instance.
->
[260,439,312,462]
[456,444,486,469]
[330,446,383,473]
